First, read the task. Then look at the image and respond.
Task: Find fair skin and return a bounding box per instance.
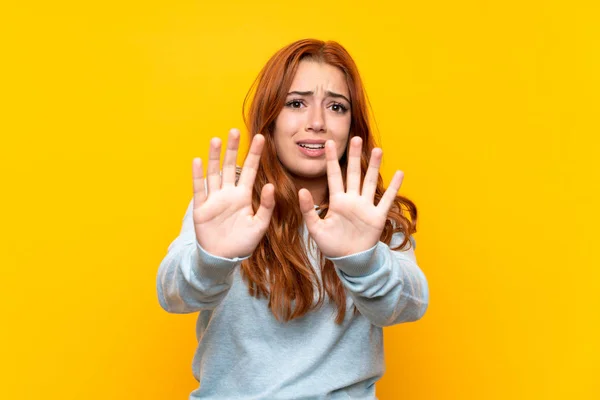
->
[191,61,404,259]
[274,60,352,205]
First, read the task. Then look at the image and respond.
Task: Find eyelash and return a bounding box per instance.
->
[285,99,349,114]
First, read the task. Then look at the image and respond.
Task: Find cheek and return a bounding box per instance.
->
[337,140,349,160]
[273,116,287,150]
[273,113,300,160]
[333,117,352,154]
[275,110,302,135]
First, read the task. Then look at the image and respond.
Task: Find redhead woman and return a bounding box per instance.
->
[157,39,429,400]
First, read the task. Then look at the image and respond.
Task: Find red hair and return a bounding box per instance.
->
[241,39,417,324]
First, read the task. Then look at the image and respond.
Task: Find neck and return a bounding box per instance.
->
[292,174,328,207]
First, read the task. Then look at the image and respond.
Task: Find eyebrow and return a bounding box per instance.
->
[287,90,351,105]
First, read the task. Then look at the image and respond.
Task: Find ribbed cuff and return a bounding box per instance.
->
[326,242,384,277]
[195,241,251,270]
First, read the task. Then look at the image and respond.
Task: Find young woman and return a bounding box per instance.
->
[157,39,429,400]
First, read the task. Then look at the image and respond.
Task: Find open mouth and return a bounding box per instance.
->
[297,143,326,150]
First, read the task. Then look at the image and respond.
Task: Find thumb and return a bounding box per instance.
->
[254,183,276,227]
[298,189,321,231]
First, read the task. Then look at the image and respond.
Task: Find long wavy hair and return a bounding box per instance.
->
[240,39,417,324]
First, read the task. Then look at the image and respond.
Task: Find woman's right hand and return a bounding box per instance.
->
[192,128,275,259]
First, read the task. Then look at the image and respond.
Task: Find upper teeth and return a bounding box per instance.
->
[299,143,325,149]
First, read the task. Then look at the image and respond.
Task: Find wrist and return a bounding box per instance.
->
[196,241,252,262]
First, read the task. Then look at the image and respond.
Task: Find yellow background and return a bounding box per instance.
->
[2,1,598,399]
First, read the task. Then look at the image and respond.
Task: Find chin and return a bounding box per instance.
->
[287,164,327,179]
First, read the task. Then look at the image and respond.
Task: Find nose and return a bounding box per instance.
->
[305,106,327,133]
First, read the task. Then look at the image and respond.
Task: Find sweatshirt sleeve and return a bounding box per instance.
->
[327,233,429,327]
[156,198,249,313]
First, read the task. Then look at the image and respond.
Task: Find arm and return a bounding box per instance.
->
[156,198,248,314]
[298,137,428,327]
[157,130,274,313]
[327,234,429,327]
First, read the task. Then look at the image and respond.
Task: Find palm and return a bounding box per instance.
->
[194,186,261,258]
[299,137,404,258]
[192,130,275,259]
[310,193,386,257]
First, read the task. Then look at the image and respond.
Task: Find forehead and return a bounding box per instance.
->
[289,60,349,96]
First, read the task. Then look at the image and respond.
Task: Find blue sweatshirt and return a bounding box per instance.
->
[157,198,429,400]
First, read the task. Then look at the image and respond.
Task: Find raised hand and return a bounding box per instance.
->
[298,136,404,258]
[193,129,275,259]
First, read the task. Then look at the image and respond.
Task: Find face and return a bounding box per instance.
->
[273,60,352,179]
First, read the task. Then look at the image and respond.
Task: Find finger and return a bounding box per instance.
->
[207,137,222,195]
[254,183,276,228]
[222,128,241,187]
[346,136,362,194]
[298,188,321,232]
[362,147,383,203]
[325,140,344,195]
[377,170,404,213]
[192,157,206,208]
[238,134,265,188]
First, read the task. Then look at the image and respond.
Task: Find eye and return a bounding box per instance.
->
[285,99,305,109]
[330,103,349,114]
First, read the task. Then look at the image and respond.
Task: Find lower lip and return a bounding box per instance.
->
[297,144,326,157]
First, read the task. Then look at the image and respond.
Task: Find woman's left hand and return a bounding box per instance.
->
[299,136,404,258]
